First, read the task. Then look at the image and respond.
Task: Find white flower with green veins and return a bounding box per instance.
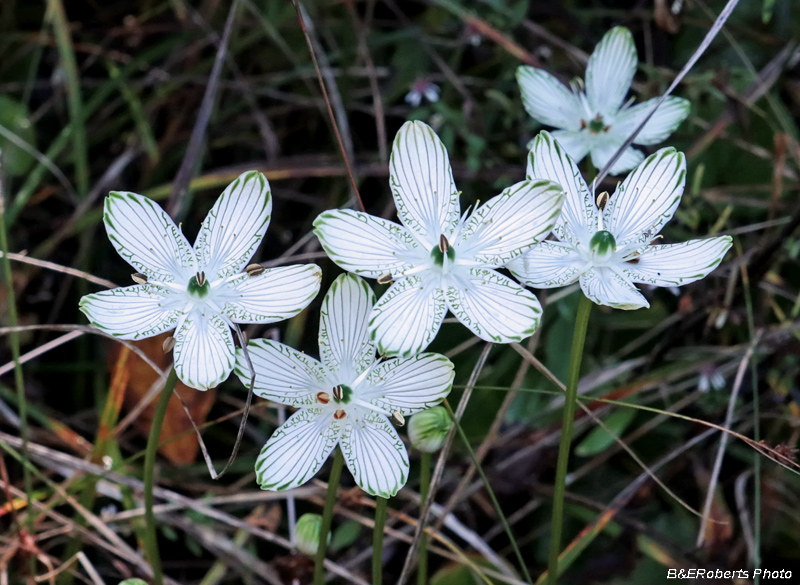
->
[517,26,690,175]
[507,131,732,310]
[79,171,322,391]
[313,120,565,358]
[236,273,455,499]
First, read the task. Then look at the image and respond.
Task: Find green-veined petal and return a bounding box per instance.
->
[361,353,454,416]
[622,236,732,287]
[173,311,235,390]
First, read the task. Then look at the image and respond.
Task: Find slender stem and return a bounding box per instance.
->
[418,452,431,585]
[314,447,344,585]
[547,294,592,585]
[373,496,388,584]
[444,401,534,584]
[143,368,178,585]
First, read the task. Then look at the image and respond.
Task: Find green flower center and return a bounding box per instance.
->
[187,275,210,298]
[589,230,617,262]
[333,384,353,404]
[587,115,607,134]
[430,245,456,266]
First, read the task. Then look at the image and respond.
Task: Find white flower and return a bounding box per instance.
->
[507,132,732,310]
[313,121,565,357]
[80,171,322,390]
[698,365,725,393]
[405,79,440,107]
[517,26,690,175]
[237,274,455,498]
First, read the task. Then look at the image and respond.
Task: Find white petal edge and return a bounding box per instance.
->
[603,148,686,247]
[255,408,340,491]
[340,410,409,498]
[220,264,321,324]
[235,339,329,408]
[579,267,649,310]
[516,66,583,131]
[313,210,420,278]
[361,353,454,416]
[194,171,272,280]
[79,285,183,340]
[622,236,732,287]
[446,268,543,343]
[173,311,235,390]
[369,274,447,358]
[390,121,461,247]
[104,191,196,283]
[319,274,376,379]
[614,96,691,146]
[585,27,637,117]
[506,240,586,289]
[457,179,564,266]
[527,131,596,247]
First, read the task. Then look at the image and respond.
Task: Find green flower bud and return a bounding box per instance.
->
[408,406,452,453]
[295,513,328,556]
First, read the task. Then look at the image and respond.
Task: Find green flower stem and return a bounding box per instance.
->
[444,401,533,584]
[418,451,431,585]
[547,294,592,585]
[314,447,344,585]
[143,368,178,585]
[373,496,388,584]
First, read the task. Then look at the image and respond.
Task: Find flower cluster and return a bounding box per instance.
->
[81,26,732,502]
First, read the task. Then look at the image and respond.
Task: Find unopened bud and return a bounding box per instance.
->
[246,263,264,277]
[408,406,452,453]
[391,411,405,427]
[162,336,176,354]
[131,273,148,284]
[294,513,328,556]
[596,191,609,211]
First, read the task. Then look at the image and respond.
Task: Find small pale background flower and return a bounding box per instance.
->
[80,172,322,390]
[236,273,455,498]
[517,26,690,175]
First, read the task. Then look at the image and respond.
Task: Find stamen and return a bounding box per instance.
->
[333,385,344,401]
[246,263,264,277]
[391,411,405,427]
[377,273,393,285]
[334,409,347,420]
[317,392,330,405]
[596,191,610,211]
[131,273,148,285]
[196,271,206,287]
[162,336,176,353]
[580,119,588,130]
[438,234,450,254]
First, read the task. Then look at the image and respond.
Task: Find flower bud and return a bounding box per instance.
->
[408,406,452,453]
[295,513,328,556]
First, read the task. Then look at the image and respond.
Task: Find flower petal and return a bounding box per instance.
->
[340,410,408,498]
[456,179,564,266]
[173,311,235,390]
[369,274,446,358]
[235,339,328,408]
[194,171,272,280]
[506,240,586,288]
[550,130,591,164]
[589,144,644,176]
[313,210,420,278]
[603,148,686,247]
[104,191,196,283]
[255,408,340,491]
[390,121,461,246]
[614,96,691,145]
[361,353,454,416]
[79,285,182,340]
[585,27,637,117]
[319,274,376,378]
[516,66,583,130]
[579,267,649,310]
[220,264,321,324]
[446,268,543,343]
[622,236,732,287]
[527,131,596,247]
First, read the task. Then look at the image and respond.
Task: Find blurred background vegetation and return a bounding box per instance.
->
[1,0,800,583]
